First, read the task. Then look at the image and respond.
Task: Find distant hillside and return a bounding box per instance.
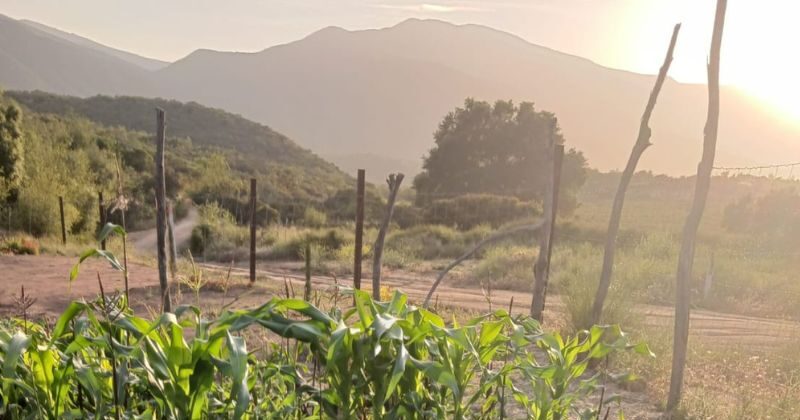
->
[150,19,800,175]
[1,15,799,176]
[0,14,152,96]
[8,91,350,202]
[20,19,167,71]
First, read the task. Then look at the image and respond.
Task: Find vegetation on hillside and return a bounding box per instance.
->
[8,90,350,203]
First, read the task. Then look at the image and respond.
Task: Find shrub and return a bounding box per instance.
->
[391,202,423,229]
[267,228,351,261]
[385,224,490,260]
[302,207,327,228]
[0,234,40,255]
[423,194,538,229]
[468,245,536,290]
[190,203,277,259]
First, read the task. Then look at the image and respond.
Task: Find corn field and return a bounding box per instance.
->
[0,249,651,419]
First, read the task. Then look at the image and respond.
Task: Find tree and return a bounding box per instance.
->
[0,104,24,202]
[413,99,586,210]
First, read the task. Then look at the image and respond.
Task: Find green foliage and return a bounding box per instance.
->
[385,224,491,260]
[423,193,538,229]
[0,103,23,201]
[0,284,650,418]
[9,91,350,203]
[0,233,39,255]
[301,207,327,228]
[190,203,276,259]
[414,99,587,209]
[266,227,351,261]
[323,186,386,224]
[723,187,800,246]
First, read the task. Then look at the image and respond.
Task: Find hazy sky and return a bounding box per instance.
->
[3,0,799,119]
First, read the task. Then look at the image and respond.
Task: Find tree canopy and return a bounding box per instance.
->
[0,103,23,201]
[413,99,586,210]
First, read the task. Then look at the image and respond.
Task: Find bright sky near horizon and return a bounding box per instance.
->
[3,0,799,120]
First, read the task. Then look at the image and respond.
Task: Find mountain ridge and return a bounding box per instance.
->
[0,14,797,177]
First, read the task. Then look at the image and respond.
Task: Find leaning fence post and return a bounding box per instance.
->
[372,173,404,300]
[58,196,67,245]
[592,23,681,326]
[354,169,366,289]
[667,0,727,411]
[249,178,257,284]
[154,108,172,313]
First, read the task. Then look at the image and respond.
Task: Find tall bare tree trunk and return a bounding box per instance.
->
[154,108,172,313]
[667,0,727,411]
[591,24,681,326]
[372,173,404,300]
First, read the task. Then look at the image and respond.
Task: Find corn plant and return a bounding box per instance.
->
[0,229,653,418]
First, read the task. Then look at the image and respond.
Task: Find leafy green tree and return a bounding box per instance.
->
[0,104,23,201]
[414,99,586,212]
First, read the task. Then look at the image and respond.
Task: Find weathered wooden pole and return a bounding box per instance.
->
[98,191,107,250]
[591,24,681,326]
[249,178,257,284]
[154,108,172,313]
[304,241,312,301]
[166,200,178,283]
[530,122,563,321]
[667,0,726,411]
[372,173,404,300]
[354,169,366,289]
[58,196,66,245]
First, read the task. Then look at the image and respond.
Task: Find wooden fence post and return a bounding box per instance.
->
[166,200,178,282]
[249,178,257,284]
[372,173,404,300]
[592,24,681,326]
[354,169,365,289]
[154,108,172,313]
[667,0,727,411]
[58,196,66,245]
[98,191,107,250]
[304,241,312,301]
[531,123,564,321]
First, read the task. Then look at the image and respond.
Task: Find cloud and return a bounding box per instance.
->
[372,3,490,13]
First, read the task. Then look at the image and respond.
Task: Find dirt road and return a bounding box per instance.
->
[128,207,198,255]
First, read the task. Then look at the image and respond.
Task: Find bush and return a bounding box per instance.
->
[468,246,536,290]
[190,203,277,259]
[267,228,351,261]
[423,194,538,229]
[0,233,40,255]
[302,207,327,228]
[391,202,422,229]
[385,224,490,260]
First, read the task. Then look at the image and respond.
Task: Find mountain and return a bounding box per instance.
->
[0,14,153,96]
[8,91,351,202]
[1,15,798,177]
[153,19,800,176]
[20,19,167,71]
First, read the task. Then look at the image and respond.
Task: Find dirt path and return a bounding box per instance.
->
[128,207,198,255]
[202,261,800,351]
[0,255,161,319]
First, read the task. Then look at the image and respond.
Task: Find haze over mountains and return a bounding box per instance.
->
[1,13,798,177]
